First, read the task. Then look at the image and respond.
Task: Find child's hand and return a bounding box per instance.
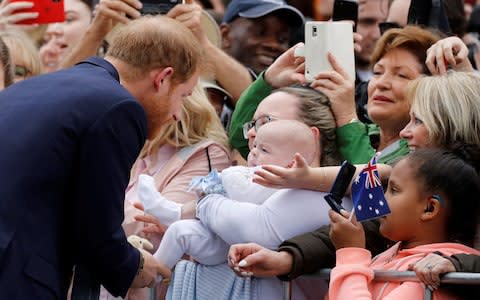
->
[329,209,365,249]
[252,153,312,189]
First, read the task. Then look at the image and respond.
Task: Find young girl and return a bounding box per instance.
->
[328,146,480,299]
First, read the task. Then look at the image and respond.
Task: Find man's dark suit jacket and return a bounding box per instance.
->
[0,57,147,299]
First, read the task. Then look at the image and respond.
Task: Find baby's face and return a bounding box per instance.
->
[247,126,296,167]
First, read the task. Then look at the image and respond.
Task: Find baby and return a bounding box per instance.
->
[138,120,319,282]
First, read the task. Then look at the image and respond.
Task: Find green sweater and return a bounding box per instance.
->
[336,122,410,165]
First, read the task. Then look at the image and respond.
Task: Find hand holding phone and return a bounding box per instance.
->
[139,0,185,15]
[324,161,356,213]
[9,0,64,25]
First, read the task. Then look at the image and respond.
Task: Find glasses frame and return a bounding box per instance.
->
[242,115,277,139]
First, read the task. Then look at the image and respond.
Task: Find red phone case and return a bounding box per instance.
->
[10,0,65,25]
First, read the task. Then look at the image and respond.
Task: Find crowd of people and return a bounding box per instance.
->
[0,0,479,299]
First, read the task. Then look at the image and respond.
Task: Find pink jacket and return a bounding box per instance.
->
[328,242,480,300]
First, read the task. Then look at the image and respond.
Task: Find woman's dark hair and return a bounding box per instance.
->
[406,145,480,246]
[273,84,341,167]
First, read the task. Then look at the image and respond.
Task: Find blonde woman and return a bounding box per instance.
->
[0,27,42,81]
[100,82,231,300]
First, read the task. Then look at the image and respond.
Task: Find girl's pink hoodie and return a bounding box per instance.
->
[327,242,480,300]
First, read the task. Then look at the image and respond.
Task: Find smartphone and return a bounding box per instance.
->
[324,161,356,213]
[304,21,355,82]
[332,0,358,31]
[140,0,185,15]
[10,0,65,25]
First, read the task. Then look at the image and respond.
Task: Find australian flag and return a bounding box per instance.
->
[351,155,391,222]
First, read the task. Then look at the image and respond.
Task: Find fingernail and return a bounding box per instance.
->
[238,260,247,267]
[234,266,240,272]
[240,271,251,277]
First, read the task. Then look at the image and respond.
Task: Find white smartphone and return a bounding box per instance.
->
[304,21,355,82]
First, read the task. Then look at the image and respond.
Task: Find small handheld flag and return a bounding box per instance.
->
[351,155,390,221]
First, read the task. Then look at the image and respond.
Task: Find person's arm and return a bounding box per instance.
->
[278,219,391,280]
[167,3,252,102]
[60,0,142,69]
[251,153,392,193]
[336,122,376,164]
[72,99,158,296]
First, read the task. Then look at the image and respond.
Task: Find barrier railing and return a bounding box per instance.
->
[282,269,480,300]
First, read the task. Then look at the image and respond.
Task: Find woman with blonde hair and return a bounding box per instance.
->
[100,83,231,300]
[0,27,42,81]
[401,71,480,149]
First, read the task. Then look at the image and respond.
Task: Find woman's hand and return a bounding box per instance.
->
[310,52,357,127]
[228,243,294,277]
[329,210,365,249]
[133,202,167,235]
[408,252,456,290]
[264,43,307,88]
[252,153,312,189]
[0,0,38,29]
[426,36,474,75]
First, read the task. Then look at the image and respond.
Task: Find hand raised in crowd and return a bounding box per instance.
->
[167,1,208,46]
[264,42,308,88]
[130,248,172,288]
[228,243,293,278]
[91,0,142,37]
[329,210,365,249]
[426,36,474,75]
[0,0,38,29]
[133,202,167,235]
[408,252,456,291]
[310,52,357,127]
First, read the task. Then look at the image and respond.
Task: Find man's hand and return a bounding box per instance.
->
[228,243,294,277]
[130,249,171,288]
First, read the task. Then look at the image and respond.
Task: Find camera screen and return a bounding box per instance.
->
[140,0,183,15]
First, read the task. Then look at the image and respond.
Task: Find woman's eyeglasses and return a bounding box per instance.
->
[242,115,277,139]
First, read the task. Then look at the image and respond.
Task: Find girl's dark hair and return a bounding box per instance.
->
[406,145,480,246]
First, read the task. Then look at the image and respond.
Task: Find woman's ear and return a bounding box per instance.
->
[420,195,443,221]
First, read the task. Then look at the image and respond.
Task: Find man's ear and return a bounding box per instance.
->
[153,67,174,92]
[220,24,231,49]
[420,196,443,221]
[310,126,320,140]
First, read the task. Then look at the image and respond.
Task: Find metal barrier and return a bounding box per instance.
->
[282,269,480,300]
